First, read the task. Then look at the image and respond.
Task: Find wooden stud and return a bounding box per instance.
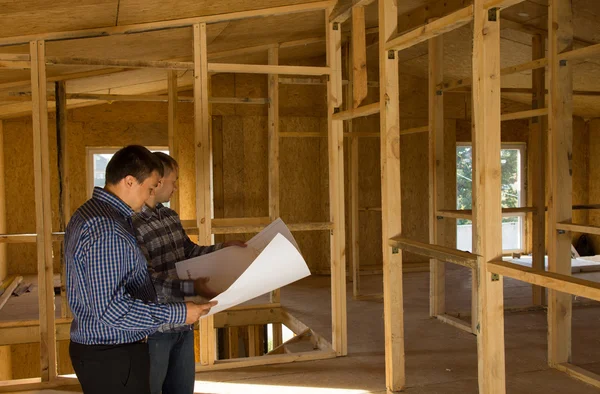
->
[429,32,445,318]
[30,39,58,382]
[0,121,7,283]
[167,71,180,212]
[326,7,347,357]
[471,3,506,393]
[331,102,379,121]
[529,34,546,306]
[547,0,573,368]
[351,6,368,109]
[55,81,71,320]
[0,276,22,312]
[379,0,405,391]
[193,23,216,367]
[389,237,477,270]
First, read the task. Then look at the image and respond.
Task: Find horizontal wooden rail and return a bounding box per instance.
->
[332,102,380,121]
[556,222,600,236]
[555,363,600,390]
[558,42,600,63]
[400,125,428,135]
[389,236,478,269]
[208,63,331,76]
[488,260,600,302]
[501,108,548,122]
[436,207,536,220]
[385,6,473,52]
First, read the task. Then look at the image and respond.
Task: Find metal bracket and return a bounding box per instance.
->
[333,107,340,114]
[392,247,399,254]
[436,215,444,220]
[557,229,566,235]
[491,273,500,282]
[436,90,443,96]
[488,8,498,22]
[560,59,568,67]
[388,50,395,60]
[333,22,339,31]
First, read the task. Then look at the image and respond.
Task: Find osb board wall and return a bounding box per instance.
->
[586,119,600,250]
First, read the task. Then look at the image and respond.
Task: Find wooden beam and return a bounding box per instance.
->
[556,222,600,236]
[167,71,180,213]
[472,3,506,392]
[208,63,330,76]
[0,276,22,312]
[555,363,600,390]
[45,56,192,70]
[0,318,71,346]
[397,0,471,37]
[329,0,376,23]
[529,34,546,307]
[351,6,368,108]
[437,207,536,220]
[385,6,473,52]
[558,42,600,62]
[193,23,216,367]
[501,108,548,122]
[436,313,473,334]
[389,237,477,270]
[56,80,71,319]
[380,0,405,390]
[488,261,600,302]
[429,32,446,317]
[31,39,58,382]
[439,58,548,92]
[547,0,573,368]
[0,60,31,70]
[484,0,527,9]
[0,377,79,393]
[279,132,326,138]
[0,1,333,47]
[195,349,336,371]
[332,102,379,121]
[400,125,429,135]
[326,7,347,357]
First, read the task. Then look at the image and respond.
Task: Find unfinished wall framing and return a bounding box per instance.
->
[0,3,349,391]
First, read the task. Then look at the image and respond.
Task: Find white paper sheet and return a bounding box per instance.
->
[175,218,302,293]
[204,233,310,316]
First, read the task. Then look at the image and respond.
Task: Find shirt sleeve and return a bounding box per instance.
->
[83,233,187,331]
[147,263,197,300]
[183,234,223,259]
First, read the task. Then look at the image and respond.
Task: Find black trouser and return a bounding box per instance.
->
[69,340,150,394]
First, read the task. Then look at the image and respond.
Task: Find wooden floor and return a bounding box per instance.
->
[6,266,600,393]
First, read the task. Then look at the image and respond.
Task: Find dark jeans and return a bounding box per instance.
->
[148,330,195,394]
[69,340,150,394]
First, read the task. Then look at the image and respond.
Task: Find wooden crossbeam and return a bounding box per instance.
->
[556,222,600,236]
[46,56,193,70]
[329,0,377,23]
[501,108,548,121]
[400,125,429,135]
[389,236,478,269]
[488,261,600,302]
[558,42,600,62]
[385,6,473,52]
[332,102,379,121]
[208,63,331,76]
[484,0,527,9]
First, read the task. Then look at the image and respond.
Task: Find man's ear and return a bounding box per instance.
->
[123,175,136,188]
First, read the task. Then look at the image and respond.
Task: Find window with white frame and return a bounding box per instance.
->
[87,146,169,199]
[456,143,526,252]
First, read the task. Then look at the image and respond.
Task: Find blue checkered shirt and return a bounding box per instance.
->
[133,203,222,332]
[65,188,187,345]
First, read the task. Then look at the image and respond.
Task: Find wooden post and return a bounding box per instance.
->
[326,8,347,357]
[529,34,546,306]
[428,31,445,318]
[379,0,405,391]
[31,39,58,382]
[168,70,180,212]
[351,6,368,109]
[55,81,71,320]
[347,42,361,298]
[547,0,573,367]
[0,121,10,381]
[267,47,284,349]
[193,23,216,366]
[472,4,506,393]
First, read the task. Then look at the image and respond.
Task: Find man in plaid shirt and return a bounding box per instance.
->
[133,152,244,394]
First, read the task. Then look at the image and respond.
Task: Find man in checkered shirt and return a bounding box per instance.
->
[133,152,245,394]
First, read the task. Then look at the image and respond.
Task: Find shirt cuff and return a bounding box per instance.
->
[181,280,196,297]
[213,243,224,251]
[167,302,187,325]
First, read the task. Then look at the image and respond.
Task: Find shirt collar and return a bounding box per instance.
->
[92,187,135,219]
[138,202,165,221]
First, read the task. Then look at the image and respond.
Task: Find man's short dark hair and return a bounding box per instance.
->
[105,145,164,186]
[153,152,179,176]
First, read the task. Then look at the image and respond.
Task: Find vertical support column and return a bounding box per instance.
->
[472,4,506,393]
[547,0,573,367]
[193,23,216,366]
[347,42,361,299]
[56,81,72,320]
[326,8,347,357]
[268,46,283,348]
[529,34,546,306]
[428,32,446,318]
[168,70,180,212]
[379,0,405,391]
[351,6,367,109]
[31,39,57,382]
[0,121,11,381]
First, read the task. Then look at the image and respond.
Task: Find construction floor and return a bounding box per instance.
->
[5,265,600,393]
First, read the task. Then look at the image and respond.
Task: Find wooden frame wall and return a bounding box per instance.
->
[0,2,347,390]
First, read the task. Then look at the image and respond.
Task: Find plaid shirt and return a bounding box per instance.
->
[65,188,187,345]
[133,203,222,332]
